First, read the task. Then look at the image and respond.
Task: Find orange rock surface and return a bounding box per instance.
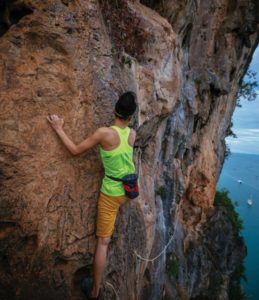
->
[0,0,258,299]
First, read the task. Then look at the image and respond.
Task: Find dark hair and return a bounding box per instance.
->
[115,91,137,120]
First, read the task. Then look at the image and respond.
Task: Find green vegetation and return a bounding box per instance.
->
[155,186,167,200]
[166,253,179,279]
[226,68,257,159]
[224,144,231,160]
[214,189,247,300]
[229,263,247,300]
[121,55,132,67]
[214,189,243,232]
[237,69,258,107]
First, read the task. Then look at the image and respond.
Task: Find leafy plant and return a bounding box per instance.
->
[225,69,257,159]
[214,189,247,299]
[226,68,257,143]
[226,120,237,139]
[121,55,132,67]
[224,144,231,160]
[166,253,179,279]
[155,186,167,200]
[214,189,243,232]
[229,263,248,300]
[236,69,258,107]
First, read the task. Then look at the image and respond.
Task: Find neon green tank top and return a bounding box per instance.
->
[100,125,135,196]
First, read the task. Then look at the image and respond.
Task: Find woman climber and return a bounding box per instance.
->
[47,91,138,300]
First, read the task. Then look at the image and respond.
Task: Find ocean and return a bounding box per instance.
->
[217,152,259,299]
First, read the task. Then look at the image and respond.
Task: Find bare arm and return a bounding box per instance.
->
[47,114,102,155]
[129,129,136,146]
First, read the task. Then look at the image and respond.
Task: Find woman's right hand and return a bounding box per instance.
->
[47,114,64,131]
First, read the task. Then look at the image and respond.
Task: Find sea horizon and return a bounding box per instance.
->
[227,151,259,157]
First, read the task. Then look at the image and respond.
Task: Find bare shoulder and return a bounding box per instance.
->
[129,128,136,138]
[128,128,136,146]
[95,127,110,135]
[95,126,116,140]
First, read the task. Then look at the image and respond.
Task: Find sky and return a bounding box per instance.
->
[226,46,259,155]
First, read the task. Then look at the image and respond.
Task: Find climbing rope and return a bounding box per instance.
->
[134,221,178,263]
[104,203,179,299]
[105,281,119,300]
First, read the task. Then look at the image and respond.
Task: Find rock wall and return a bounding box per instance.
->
[0,0,258,299]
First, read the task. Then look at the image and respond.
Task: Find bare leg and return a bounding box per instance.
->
[91,236,110,298]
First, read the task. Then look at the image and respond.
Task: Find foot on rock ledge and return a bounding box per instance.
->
[81,277,99,300]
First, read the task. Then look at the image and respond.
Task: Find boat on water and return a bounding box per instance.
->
[247,194,253,206]
[237,179,243,184]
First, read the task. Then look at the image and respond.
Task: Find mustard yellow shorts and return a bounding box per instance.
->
[96,192,128,237]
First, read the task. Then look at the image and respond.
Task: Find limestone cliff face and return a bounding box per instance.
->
[0,0,258,299]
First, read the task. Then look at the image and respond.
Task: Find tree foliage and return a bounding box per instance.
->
[225,69,258,157]
[214,189,243,232]
[214,189,247,299]
[236,69,258,107]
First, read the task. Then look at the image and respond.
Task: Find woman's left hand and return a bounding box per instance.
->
[47,114,64,131]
